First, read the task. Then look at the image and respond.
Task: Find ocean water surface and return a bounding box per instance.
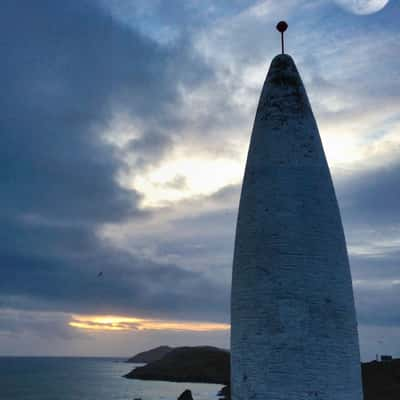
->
[0,357,223,400]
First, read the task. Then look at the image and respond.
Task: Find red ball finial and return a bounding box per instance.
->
[276,21,288,33]
[276,21,288,54]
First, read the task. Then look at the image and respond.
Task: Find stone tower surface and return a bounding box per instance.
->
[230,54,363,400]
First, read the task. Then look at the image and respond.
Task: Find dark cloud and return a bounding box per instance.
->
[127,128,173,170]
[0,0,211,223]
[354,279,400,327]
[209,184,241,203]
[350,250,400,328]
[162,175,188,190]
[0,310,79,340]
[334,163,400,329]
[350,250,400,282]
[0,219,229,321]
[0,0,226,325]
[337,161,400,227]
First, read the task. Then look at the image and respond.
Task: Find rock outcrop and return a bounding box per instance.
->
[177,389,194,400]
[217,386,230,400]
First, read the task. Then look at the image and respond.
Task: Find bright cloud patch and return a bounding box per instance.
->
[133,156,244,207]
[69,315,230,332]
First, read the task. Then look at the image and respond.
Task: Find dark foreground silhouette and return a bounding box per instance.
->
[362,359,400,400]
[124,346,229,384]
[125,347,400,399]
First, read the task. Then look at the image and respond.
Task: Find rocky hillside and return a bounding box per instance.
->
[126,346,173,363]
[125,346,230,384]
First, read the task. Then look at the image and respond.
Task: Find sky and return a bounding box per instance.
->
[1,0,399,360]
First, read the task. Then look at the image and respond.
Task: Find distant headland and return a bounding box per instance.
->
[125,346,229,384]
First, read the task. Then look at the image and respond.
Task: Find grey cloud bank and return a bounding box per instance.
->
[1,0,399,358]
[0,0,225,326]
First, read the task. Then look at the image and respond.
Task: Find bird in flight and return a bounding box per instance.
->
[97,271,103,278]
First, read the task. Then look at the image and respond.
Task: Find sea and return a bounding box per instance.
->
[0,357,223,400]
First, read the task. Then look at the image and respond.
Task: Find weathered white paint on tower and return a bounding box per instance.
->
[231,54,363,400]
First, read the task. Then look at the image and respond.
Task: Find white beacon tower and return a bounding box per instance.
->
[231,22,363,400]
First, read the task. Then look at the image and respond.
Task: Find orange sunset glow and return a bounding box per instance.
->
[69,314,230,333]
